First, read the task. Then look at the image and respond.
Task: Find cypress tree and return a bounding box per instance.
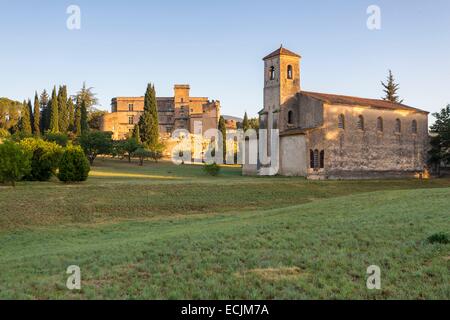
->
[39,90,49,132]
[67,97,75,131]
[58,85,68,132]
[138,84,159,148]
[132,124,141,143]
[49,87,59,133]
[218,116,227,163]
[74,101,82,136]
[20,100,32,135]
[80,98,89,134]
[242,112,249,132]
[381,70,403,103]
[27,99,34,133]
[33,92,40,136]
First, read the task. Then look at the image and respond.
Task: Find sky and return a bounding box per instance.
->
[0,0,449,121]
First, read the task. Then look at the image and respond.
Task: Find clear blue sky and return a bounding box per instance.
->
[1,0,449,121]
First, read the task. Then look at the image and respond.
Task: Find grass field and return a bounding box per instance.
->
[0,158,449,299]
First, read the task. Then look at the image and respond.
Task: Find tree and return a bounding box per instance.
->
[0,140,31,187]
[78,131,113,165]
[0,98,22,132]
[218,115,226,163]
[80,99,89,134]
[428,104,450,174]
[138,84,159,148]
[57,146,90,182]
[248,117,260,131]
[74,101,82,135]
[75,82,98,111]
[40,90,50,132]
[88,109,106,131]
[121,138,141,163]
[58,85,69,133]
[242,112,250,132]
[133,147,152,166]
[33,92,40,136]
[67,97,75,132]
[132,124,141,143]
[49,87,59,133]
[20,100,32,135]
[381,70,403,103]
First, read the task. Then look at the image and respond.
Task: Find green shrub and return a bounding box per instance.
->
[427,233,449,244]
[44,132,69,147]
[121,138,141,162]
[57,146,90,182]
[0,128,10,139]
[0,140,31,186]
[19,138,63,181]
[133,148,152,166]
[78,131,113,164]
[203,162,221,176]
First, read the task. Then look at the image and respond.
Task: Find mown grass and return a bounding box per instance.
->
[0,158,449,299]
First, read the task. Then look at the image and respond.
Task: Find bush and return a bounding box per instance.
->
[19,138,63,181]
[121,138,141,162]
[133,148,152,166]
[0,128,10,139]
[203,162,221,176]
[44,132,69,147]
[57,146,90,182]
[0,141,31,186]
[427,233,449,244]
[78,131,113,164]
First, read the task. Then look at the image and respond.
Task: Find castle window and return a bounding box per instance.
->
[395,119,402,133]
[320,150,325,169]
[412,120,418,134]
[269,66,275,80]
[128,103,134,112]
[338,114,345,129]
[357,115,365,130]
[128,116,134,125]
[287,65,293,79]
[310,150,315,169]
[377,117,384,132]
[288,110,294,125]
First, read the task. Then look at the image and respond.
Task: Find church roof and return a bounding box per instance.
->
[300,91,428,114]
[263,46,301,60]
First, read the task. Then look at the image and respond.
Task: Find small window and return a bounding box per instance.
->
[310,150,315,169]
[128,116,134,125]
[357,115,365,130]
[412,120,418,134]
[377,117,383,132]
[313,150,319,170]
[269,66,275,80]
[395,119,401,133]
[128,103,134,111]
[338,114,345,129]
[320,150,325,169]
[288,110,294,125]
[287,65,293,79]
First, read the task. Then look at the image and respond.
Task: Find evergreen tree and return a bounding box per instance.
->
[242,112,249,132]
[218,116,227,163]
[80,98,89,134]
[429,104,450,173]
[20,100,32,135]
[132,124,141,143]
[74,101,82,136]
[75,82,98,110]
[138,84,159,148]
[381,70,403,103]
[39,90,50,132]
[27,99,34,133]
[67,97,75,131]
[33,92,40,136]
[49,87,59,133]
[58,85,69,132]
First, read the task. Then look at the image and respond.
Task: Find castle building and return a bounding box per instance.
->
[244,46,430,179]
[101,85,220,140]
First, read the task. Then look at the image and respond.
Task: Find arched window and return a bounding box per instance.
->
[314,149,319,170]
[310,150,315,169]
[320,150,325,169]
[377,117,383,132]
[338,114,345,129]
[287,65,293,79]
[357,115,365,130]
[412,120,418,134]
[288,110,294,125]
[395,119,401,133]
[269,66,275,80]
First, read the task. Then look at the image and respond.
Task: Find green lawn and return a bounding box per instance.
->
[0,158,449,299]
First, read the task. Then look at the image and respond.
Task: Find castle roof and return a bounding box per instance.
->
[300,91,428,114]
[263,46,301,60]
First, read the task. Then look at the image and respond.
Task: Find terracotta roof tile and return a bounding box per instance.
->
[263,46,301,60]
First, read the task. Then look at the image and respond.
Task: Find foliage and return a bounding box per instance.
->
[428,105,450,172]
[88,109,107,131]
[0,98,22,132]
[33,92,40,136]
[19,100,32,135]
[427,232,449,244]
[44,132,69,147]
[0,128,11,138]
[40,90,50,133]
[203,162,221,176]
[58,85,69,133]
[49,87,59,133]
[67,98,75,132]
[57,145,90,182]
[133,147,152,166]
[19,138,63,181]
[79,99,89,134]
[138,83,159,148]
[74,101,82,136]
[121,138,141,162]
[218,116,226,163]
[132,124,141,143]
[78,131,113,165]
[242,112,249,132]
[0,140,31,186]
[381,70,403,104]
[74,82,98,111]
[248,117,259,131]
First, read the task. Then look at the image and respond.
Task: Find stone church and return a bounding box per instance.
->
[101,84,220,140]
[244,46,429,179]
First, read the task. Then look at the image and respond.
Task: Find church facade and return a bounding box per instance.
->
[244,47,430,179]
[101,85,220,140]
